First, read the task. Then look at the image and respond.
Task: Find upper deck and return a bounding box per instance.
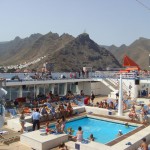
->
[1,71,150,87]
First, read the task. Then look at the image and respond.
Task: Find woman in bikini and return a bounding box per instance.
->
[129,105,138,121]
[60,116,66,133]
[19,110,25,133]
[55,119,62,133]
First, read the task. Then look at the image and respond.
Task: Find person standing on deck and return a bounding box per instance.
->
[91,91,95,104]
[32,108,40,131]
[19,110,25,133]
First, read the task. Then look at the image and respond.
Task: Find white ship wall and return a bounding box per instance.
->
[112,78,139,99]
[91,82,112,96]
[77,82,91,95]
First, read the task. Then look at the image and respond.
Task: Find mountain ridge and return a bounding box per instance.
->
[106,37,150,69]
[0,32,121,72]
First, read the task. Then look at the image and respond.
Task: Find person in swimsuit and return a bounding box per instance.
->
[89,134,94,141]
[55,119,62,133]
[19,110,25,133]
[138,138,148,150]
[128,105,138,121]
[45,122,54,134]
[66,102,73,117]
[73,126,83,142]
[60,116,66,133]
[59,142,68,150]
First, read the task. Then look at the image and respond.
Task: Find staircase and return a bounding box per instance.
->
[100,78,116,92]
[101,78,131,99]
[105,78,118,89]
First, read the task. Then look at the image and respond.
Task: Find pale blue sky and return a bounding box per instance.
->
[0,0,150,46]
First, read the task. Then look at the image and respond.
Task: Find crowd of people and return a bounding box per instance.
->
[18,90,88,133]
[128,104,149,123]
[95,99,127,110]
[94,95,150,124]
[16,89,150,149]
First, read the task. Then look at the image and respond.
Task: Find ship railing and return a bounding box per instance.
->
[93,71,138,79]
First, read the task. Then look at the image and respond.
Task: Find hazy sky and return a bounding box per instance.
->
[0,0,150,46]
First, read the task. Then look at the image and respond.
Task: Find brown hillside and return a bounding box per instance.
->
[0,32,121,71]
[48,33,121,71]
[107,37,150,69]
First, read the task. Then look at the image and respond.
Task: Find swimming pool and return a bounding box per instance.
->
[52,117,137,144]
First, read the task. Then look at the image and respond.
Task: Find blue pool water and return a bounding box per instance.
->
[51,117,137,144]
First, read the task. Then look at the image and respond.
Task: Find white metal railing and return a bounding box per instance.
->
[94,71,138,79]
[1,71,150,83]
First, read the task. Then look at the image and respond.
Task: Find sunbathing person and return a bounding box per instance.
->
[123,102,127,110]
[67,102,73,117]
[103,101,108,109]
[58,104,67,117]
[80,90,84,97]
[108,101,115,109]
[32,100,38,108]
[50,106,57,119]
[70,101,78,107]
[138,138,149,150]
[99,101,103,108]
[66,91,74,100]
[45,122,54,134]
[128,106,138,121]
[49,91,55,101]
[59,142,68,150]
[40,105,49,120]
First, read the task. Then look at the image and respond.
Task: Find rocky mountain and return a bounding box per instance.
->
[50,33,121,71]
[0,32,121,71]
[106,37,150,70]
[0,33,43,64]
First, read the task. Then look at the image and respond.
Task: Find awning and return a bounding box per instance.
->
[123,55,140,70]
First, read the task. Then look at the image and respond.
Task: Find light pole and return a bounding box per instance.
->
[118,73,123,116]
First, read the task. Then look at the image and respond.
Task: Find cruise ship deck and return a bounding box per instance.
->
[1,71,150,150]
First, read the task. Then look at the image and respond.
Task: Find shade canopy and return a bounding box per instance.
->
[123,55,140,70]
